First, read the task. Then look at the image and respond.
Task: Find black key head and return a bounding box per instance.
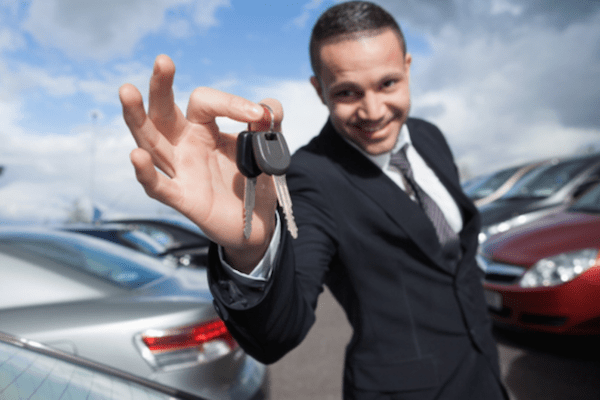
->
[252,131,291,176]
[236,130,262,178]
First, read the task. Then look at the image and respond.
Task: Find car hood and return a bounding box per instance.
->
[482,211,600,267]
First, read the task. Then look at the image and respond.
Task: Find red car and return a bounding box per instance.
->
[479,182,600,334]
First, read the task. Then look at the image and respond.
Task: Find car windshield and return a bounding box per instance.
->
[502,158,596,199]
[464,166,522,199]
[117,220,211,252]
[120,230,168,255]
[570,183,600,214]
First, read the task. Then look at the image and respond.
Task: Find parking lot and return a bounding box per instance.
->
[270,288,600,399]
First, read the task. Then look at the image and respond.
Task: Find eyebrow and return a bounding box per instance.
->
[329,72,404,91]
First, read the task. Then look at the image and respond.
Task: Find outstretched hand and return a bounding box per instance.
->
[119,54,281,272]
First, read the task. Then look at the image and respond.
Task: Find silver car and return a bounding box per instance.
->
[0,227,268,400]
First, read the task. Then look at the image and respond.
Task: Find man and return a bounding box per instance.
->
[120,2,507,399]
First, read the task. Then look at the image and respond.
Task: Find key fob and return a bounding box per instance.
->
[252,131,291,176]
[236,130,262,178]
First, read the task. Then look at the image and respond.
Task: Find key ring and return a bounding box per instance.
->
[259,103,275,132]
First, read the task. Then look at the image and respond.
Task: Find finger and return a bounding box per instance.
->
[119,83,147,142]
[251,98,284,132]
[187,87,264,127]
[120,84,176,177]
[130,148,179,206]
[147,55,186,135]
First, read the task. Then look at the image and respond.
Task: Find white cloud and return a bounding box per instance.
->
[290,0,324,29]
[0,27,25,52]
[21,0,231,62]
[490,0,523,16]
[0,61,164,223]
[373,0,600,176]
[193,0,231,28]
[0,118,170,223]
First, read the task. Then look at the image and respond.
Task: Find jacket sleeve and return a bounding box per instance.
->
[207,160,339,364]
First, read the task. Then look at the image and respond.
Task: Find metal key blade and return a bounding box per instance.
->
[244,177,256,239]
[273,174,298,239]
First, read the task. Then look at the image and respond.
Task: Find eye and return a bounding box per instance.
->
[334,89,356,98]
[381,79,398,90]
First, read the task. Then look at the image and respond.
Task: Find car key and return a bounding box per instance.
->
[236,128,262,239]
[252,110,298,239]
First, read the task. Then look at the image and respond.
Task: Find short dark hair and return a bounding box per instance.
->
[309,1,406,78]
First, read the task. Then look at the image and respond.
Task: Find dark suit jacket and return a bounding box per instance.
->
[208,118,505,398]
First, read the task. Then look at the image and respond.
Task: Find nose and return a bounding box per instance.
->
[357,91,385,121]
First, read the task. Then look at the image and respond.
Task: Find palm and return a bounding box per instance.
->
[120,55,278,260]
[159,118,275,247]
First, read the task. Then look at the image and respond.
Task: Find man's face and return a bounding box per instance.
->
[311,29,412,155]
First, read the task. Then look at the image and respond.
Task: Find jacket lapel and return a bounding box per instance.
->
[319,121,459,274]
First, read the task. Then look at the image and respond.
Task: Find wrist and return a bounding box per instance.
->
[224,215,277,274]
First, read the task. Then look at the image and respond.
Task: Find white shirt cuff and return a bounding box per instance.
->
[217,212,281,282]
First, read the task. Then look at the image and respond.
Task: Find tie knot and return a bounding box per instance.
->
[390,144,412,178]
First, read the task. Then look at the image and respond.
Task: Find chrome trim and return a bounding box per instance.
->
[0,331,205,400]
[479,255,527,285]
[485,263,526,277]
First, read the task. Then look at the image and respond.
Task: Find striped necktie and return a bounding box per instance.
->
[390,144,459,248]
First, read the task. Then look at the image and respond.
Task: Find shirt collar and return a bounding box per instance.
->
[343,124,411,170]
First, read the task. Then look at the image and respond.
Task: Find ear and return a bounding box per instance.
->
[404,53,412,79]
[310,76,326,105]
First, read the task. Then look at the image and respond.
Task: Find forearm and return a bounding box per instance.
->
[207,166,338,364]
[208,218,315,364]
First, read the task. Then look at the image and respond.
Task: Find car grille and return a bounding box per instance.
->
[478,255,526,285]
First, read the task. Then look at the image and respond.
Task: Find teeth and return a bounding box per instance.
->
[360,126,382,133]
[356,121,388,133]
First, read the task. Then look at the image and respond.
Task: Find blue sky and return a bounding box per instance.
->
[1,0,600,223]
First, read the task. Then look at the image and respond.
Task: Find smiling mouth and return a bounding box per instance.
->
[353,117,393,134]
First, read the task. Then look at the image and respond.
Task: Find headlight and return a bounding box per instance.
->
[476,252,489,272]
[519,248,599,288]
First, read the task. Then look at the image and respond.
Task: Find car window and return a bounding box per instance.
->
[120,230,168,255]
[66,227,168,257]
[465,166,521,199]
[570,183,600,213]
[503,158,597,199]
[124,221,211,250]
[133,225,177,247]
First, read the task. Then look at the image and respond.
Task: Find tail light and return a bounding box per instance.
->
[135,319,239,370]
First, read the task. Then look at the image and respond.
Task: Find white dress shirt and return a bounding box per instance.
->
[221,123,463,282]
